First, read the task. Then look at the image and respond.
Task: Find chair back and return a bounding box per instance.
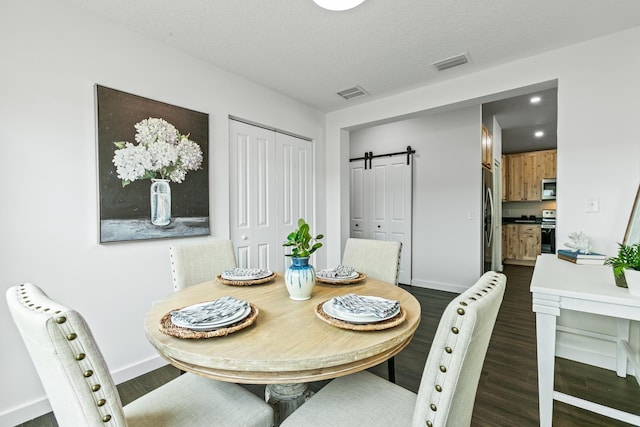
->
[341,238,402,285]
[169,239,237,290]
[6,283,126,426]
[412,271,506,427]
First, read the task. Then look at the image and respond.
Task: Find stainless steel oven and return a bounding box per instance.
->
[541,209,556,254]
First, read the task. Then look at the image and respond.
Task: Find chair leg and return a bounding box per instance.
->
[388,357,395,383]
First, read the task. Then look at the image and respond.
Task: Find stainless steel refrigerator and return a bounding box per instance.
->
[483,167,494,273]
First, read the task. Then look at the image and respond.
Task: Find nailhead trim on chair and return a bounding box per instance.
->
[424,274,502,427]
[16,284,114,424]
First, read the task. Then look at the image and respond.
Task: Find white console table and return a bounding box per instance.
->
[531,254,640,426]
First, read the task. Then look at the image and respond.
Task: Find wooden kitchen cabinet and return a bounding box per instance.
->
[519,224,541,261]
[482,125,493,170]
[504,149,556,201]
[536,149,556,181]
[503,223,541,264]
[523,152,540,200]
[507,153,526,201]
[501,154,508,201]
[504,224,519,260]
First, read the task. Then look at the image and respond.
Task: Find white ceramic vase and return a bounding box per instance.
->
[284,257,316,301]
[624,269,640,296]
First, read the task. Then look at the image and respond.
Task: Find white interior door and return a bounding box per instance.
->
[276,132,314,272]
[349,156,412,284]
[229,120,277,270]
[230,120,313,272]
[349,159,367,238]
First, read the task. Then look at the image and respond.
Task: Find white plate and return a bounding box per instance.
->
[322,300,399,324]
[317,271,359,280]
[221,269,273,281]
[172,305,251,331]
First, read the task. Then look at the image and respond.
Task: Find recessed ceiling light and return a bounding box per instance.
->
[313,0,366,11]
[530,96,541,104]
[534,131,544,138]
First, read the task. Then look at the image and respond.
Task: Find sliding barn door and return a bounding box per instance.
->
[229,120,313,271]
[350,156,412,284]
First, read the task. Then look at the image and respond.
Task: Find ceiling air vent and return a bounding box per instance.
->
[337,85,368,100]
[432,53,471,71]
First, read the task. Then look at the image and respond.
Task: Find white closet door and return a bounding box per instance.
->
[230,120,313,272]
[276,132,314,272]
[229,120,277,270]
[350,156,412,284]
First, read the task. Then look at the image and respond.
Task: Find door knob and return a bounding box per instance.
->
[241,235,248,240]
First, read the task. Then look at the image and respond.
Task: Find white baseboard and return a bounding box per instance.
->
[0,355,167,427]
[0,397,52,427]
[409,278,467,294]
[556,331,637,378]
[556,343,617,371]
[111,354,168,384]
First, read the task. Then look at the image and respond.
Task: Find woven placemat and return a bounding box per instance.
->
[159,303,259,339]
[316,272,367,285]
[216,272,277,286]
[315,300,406,331]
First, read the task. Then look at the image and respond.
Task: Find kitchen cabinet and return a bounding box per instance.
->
[501,154,508,201]
[482,125,493,170]
[536,149,556,181]
[503,223,541,264]
[504,149,556,201]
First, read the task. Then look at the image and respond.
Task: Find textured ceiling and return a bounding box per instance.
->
[60,0,640,151]
[60,0,640,112]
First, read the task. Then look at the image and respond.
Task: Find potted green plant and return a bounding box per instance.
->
[606,242,640,295]
[283,218,324,258]
[282,218,324,300]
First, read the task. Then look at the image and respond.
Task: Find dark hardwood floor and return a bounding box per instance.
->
[18,265,640,426]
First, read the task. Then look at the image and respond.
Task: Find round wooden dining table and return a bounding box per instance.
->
[144,273,421,424]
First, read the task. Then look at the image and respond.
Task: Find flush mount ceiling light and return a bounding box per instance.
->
[530,96,542,104]
[313,0,366,11]
[534,131,545,138]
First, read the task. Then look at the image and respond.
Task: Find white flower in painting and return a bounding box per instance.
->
[112,117,203,187]
[112,142,152,182]
[147,140,179,170]
[177,137,204,170]
[134,118,178,145]
[169,168,187,183]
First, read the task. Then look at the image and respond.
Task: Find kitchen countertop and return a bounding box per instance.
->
[503,217,542,225]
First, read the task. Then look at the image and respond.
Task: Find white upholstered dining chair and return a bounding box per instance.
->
[281,271,506,427]
[342,238,402,285]
[169,239,237,290]
[342,237,402,381]
[6,283,274,427]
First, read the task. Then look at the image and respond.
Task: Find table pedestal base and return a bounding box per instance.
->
[265,383,313,426]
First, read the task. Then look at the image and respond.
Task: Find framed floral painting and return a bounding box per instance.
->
[96,85,210,243]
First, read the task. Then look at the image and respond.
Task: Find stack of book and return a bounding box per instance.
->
[557,249,607,265]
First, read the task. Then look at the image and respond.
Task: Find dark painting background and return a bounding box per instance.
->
[96,85,209,220]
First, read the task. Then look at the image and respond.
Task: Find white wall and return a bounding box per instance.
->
[323,27,640,372]
[0,1,325,424]
[324,27,640,279]
[349,107,482,291]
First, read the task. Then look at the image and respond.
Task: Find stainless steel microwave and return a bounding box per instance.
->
[542,178,556,200]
